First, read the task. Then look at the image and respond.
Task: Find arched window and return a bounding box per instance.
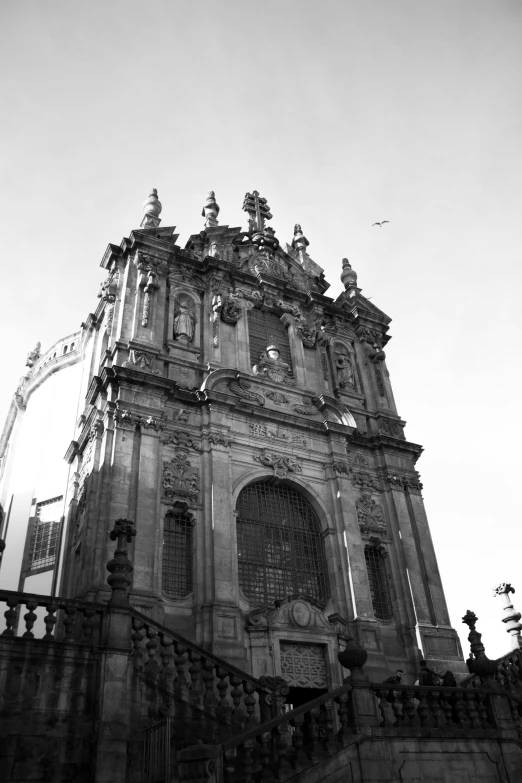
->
[248,309,292,369]
[364,545,393,620]
[162,509,193,598]
[236,480,329,606]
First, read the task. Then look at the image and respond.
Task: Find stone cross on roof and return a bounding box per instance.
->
[242,190,273,233]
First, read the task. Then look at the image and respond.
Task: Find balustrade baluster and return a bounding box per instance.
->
[173,642,189,695]
[335,691,350,740]
[274,722,291,775]
[403,689,419,727]
[131,618,146,669]
[475,691,489,728]
[202,659,216,708]
[306,707,321,760]
[2,596,19,636]
[229,674,244,724]
[216,667,232,720]
[188,650,202,696]
[429,689,446,728]
[223,750,237,783]
[259,731,275,781]
[243,681,257,726]
[417,690,434,728]
[145,626,160,672]
[373,688,386,727]
[43,603,58,641]
[389,689,404,727]
[453,689,470,729]
[291,713,308,766]
[21,599,38,638]
[159,635,175,687]
[322,699,335,752]
[81,607,97,643]
[62,604,78,642]
[465,690,481,729]
[241,739,256,783]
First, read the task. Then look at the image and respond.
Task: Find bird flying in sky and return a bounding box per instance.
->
[372,221,390,227]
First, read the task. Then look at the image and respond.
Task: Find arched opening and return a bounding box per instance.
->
[162,508,193,598]
[236,479,329,607]
[364,544,393,620]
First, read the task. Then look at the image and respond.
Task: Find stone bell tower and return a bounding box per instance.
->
[60,187,466,692]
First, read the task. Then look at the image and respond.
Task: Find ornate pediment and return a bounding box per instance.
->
[246,595,347,636]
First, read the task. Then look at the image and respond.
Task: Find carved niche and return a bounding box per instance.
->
[333,341,356,391]
[173,292,197,344]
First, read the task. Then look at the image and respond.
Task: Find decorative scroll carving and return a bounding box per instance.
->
[114,409,164,431]
[265,390,290,406]
[249,422,306,448]
[253,346,296,386]
[162,451,200,502]
[385,472,423,494]
[292,397,318,416]
[229,377,265,406]
[220,295,243,324]
[320,351,329,380]
[254,449,303,479]
[124,349,161,375]
[360,326,386,362]
[352,453,367,466]
[208,430,233,448]
[329,460,351,475]
[356,494,387,537]
[161,429,202,452]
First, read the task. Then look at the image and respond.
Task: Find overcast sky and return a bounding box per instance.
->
[1,0,521,659]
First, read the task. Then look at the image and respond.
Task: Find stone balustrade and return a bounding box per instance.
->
[0,589,106,645]
[130,609,281,728]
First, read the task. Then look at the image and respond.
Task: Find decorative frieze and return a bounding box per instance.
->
[113,409,164,431]
[162,450,200,502]
[385,472,423,494]
[254,449,303,479]
[328,460,350,475]
[249,422,306,448]
[292,397,319,416]
[265,390,290,405]
[356,494,387,537]
[352,471,380,491]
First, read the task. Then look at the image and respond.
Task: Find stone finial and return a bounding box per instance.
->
[493,583,522,650]
[337,636,368,682]
[462,609,498,679]
[340,258,358,290]
[106,519,136,605]
[141,188,162,229]
[26,342,41,369]
[202,190,220,228]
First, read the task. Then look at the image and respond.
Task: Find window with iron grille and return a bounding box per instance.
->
[364,545,393,620]
[236,480,329,606]
[29,496,63,572]
[162,510,193,598]
[248,308,293,369]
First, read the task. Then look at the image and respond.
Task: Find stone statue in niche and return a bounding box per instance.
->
[334,344,355,390]
[173,293,196,343]
[253,343,296,386]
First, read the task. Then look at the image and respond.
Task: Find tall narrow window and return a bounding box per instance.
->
[162,510,193,598]
[364,545,393,620]
[236,480,329,606]
[248,309,292,369]
[29,496,63,572]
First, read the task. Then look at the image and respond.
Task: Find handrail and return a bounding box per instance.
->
[0,588,106,612]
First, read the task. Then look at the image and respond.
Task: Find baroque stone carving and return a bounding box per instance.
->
[124,349,161,375]
[254,449,303,479]
[329,460,350,475]
[173,293,197,343]
[229,377,265,406]
[265,390,290,405]
[385,472,423,493]
[208,430,233,448]
[249,423,306,448]
[220,295,243,324]
[162,451,200,502]
[114,409,164,431]
[360,326,386,362]
[253,345,296,386]
[378,417,402,438]
[334,343,355,390]
[352,471,379,491]
[320,352,329,380]
[26,342,41,368]
[292,397,318,416]
[356,494,387,537]
[375,365,386,396]
[161,429,202,452]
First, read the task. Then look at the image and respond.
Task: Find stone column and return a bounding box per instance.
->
[494,583,522,650]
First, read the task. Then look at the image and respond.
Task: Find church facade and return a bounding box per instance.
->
[2,188,521,782]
